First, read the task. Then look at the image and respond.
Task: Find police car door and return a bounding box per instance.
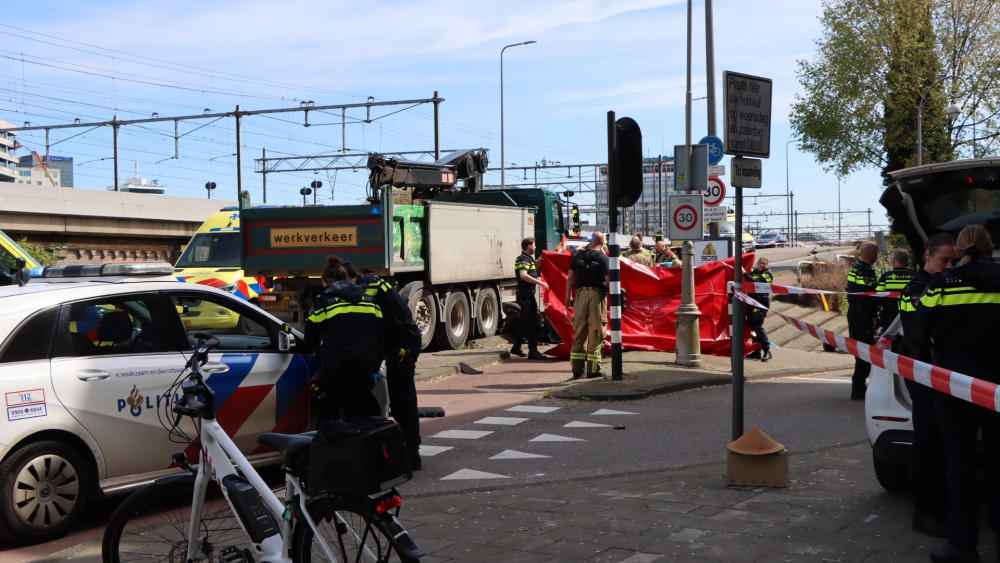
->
[48,294,189,480]
[169,290,316,457]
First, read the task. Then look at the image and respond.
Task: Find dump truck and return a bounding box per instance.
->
[240,150,578,349]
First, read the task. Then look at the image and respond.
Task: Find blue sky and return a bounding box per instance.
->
[2,0,888,236]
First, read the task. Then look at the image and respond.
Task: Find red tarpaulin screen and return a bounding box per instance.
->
[537,250,758,358]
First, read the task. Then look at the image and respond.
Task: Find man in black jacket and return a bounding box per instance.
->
[846,242,879,400]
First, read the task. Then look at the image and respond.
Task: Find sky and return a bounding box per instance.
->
[2,0,890,237]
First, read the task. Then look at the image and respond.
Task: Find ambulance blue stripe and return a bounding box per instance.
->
[205,353,257,412]
[275,354,317,422]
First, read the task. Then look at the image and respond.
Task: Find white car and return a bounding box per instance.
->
[0,263,322,543]
[864,317,912,492]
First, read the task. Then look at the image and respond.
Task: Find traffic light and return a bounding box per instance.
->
[613,117,643,208]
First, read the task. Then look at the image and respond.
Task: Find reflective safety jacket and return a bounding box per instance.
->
[357,274,421,359]
[897,268,932,362]
[743,267,773,314]
[514,252,539,300]
[305,280,383,373]
[846,259,878,326]
[912,259,1000,383]
[875,267,914,329]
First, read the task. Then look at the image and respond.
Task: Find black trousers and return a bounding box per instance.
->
[515,296,538,348]
[904,379,947,516]
[387,355,421,449]
[848,319,874,396]
[936,392,1000,549]
[747,310,769,352]
[317,363,378,423]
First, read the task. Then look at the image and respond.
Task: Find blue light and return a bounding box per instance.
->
[371,206,382,214]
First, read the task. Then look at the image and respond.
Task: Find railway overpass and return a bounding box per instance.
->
[0,183,236,265]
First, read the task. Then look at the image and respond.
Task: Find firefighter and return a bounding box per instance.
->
[912,224,1000,562]
[875,247,914,332]
[304,255,383,423]
[565,231,609,378]
[846,241,879,400]
[897,233,957,540]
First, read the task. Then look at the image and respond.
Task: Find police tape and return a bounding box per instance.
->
[774,311,1000,413]
[741,281,898,298]
[733,289,768,310]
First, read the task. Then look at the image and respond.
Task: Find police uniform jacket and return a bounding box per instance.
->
[912,259,1000,383]
[743,267,773,317]
[514,252,539,300]
[357,274,421,359]
[875,266,914,329]
[305,279,384,373]
[846,259,878,326]
[896,268,933,362]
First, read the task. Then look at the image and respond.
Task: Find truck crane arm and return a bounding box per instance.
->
[367,149,488,202]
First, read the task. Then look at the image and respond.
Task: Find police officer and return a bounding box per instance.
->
[875,247,914,332]
[565,231,609,378]
[304,255,383,422]
[743,256,773,362]
[343,262,424,470]
[512,237,549,360]
[846,241,879,400]
[897,233,957,540]
[912,224,1000,562]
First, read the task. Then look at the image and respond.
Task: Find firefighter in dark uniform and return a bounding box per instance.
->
[512,237,549,360]
[305,255,383,423]
[743,256,773,362]
[875,247,914,332]
[912,224,1000,563]
[565,231,609,378]
[846,241,879,400]
[897,233,957,540]
[343,262,424,470]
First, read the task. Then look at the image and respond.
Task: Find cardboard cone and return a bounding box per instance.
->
[727,426,785,455]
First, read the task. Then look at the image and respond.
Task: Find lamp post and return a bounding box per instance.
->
[785,139,799,244]
[500,40,537,190]
[205,181,216,200]
[310,180,322,205]
[300,187,312,207]
[917,75,964,166]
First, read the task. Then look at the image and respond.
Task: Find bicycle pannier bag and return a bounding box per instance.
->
[309,416,411,495]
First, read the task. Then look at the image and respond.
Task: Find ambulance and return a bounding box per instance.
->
[0,229,41,284]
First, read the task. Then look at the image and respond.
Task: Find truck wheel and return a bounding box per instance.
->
[402,282,437,350]
[433,290,470,350]
[501,301,521,334]
[474,287,500,338]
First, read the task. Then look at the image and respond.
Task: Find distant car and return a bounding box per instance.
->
[0,263,324,544]
[754,231,786,249]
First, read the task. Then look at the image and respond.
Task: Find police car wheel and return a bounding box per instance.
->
[0,440,92,543]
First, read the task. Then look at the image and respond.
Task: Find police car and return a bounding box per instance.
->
[865,317,912,492]
[0,263,321,543]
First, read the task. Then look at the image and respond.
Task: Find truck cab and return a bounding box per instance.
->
[0,229,40,286]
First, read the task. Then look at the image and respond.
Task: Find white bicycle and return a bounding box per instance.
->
[101,334,424,562]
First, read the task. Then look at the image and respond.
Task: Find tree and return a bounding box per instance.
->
[791,0,1000,181]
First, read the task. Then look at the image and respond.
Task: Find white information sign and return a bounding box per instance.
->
[693,239,732,266]
[668,194,703,241]
[723,71,773,158]
[702,205,728,222]
[731,156,763,189]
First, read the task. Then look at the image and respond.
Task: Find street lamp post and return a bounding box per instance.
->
[500,41,537,190]
[785,139,799,244]
[917,75,964,166]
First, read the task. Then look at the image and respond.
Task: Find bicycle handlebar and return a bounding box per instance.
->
[172,334,219,421]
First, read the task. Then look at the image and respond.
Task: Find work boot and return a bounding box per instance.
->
[761,350,772,362]
[746,350,762,360]
[407,446,422,471]
[911,509,947,538]
[527,349,547,360]
[929,544,979,563]
[509,344,526,357]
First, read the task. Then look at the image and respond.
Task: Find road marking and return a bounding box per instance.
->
[785,376,851,384]
[530,433,585,442]
[475,416,529,426]
[591,408,638,416]
[564,421,612,428]
[430,429,494,440]
[441,469,510,480]
[490,450,551,460]
[506,405,561,413]
[418,445,453,457]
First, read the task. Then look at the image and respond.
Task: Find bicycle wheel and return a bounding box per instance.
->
[102,474,250,563]
[292,496,417,563]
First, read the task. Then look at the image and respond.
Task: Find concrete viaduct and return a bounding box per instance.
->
[0,183,236,265]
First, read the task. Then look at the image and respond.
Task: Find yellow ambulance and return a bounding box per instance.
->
[0,229,40,285]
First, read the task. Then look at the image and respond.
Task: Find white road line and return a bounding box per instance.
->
[591,408,638,416]
[490,450,551,460]
[564,421,612,428]
[785,376,851,384]
[506,405,561,413]
[441,469,510,480]
[430,429,494,440]
[418,445,453,457]
[529,433,585,442]
[474,416,529,426]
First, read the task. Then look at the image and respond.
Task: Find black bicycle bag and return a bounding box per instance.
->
[309,416,412,495]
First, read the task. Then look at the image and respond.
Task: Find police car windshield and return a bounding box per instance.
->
[175,232,241,268]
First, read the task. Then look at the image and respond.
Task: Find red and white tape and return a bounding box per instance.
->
[741,281,898,298]
[733,290,768,310]
[775,312,1000,413]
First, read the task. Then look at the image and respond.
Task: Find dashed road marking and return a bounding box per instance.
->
[441,469,510,480]
[430,429,494,440]
[591,408,639,416]
[564,421,613,428]
[474,416,529,426]
[418,445,453,457]
[490,450,551,460]
[506,405,561,413]
[530,433,585,442]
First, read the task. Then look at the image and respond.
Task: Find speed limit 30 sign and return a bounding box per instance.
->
[702,177,726,207]
[668,194,704,241]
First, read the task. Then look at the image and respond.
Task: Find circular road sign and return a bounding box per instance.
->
[704,177,726,206]
[672,204,700,234]
[699,135,725,166]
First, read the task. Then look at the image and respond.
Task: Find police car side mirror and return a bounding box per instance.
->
[15,257,29,286]
[278,328,296,352]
